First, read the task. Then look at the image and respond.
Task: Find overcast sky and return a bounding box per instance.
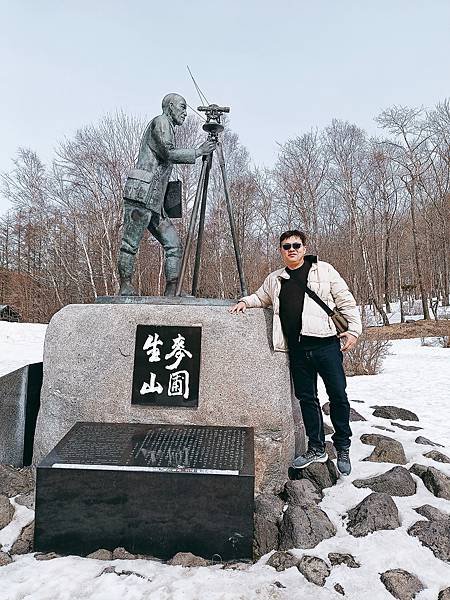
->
[1,0,449,214]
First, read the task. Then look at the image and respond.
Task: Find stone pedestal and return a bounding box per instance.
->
[33,300,303,491]
[0,363,43,466]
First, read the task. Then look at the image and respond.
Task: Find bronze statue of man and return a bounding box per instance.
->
[118,93,215,296]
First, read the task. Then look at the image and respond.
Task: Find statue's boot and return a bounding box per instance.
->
[118,251,137,296]
[164,280,178,297]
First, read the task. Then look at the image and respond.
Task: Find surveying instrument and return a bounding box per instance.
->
[175,104,248,297]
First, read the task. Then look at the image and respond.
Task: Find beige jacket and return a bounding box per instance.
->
[240,258,362,352]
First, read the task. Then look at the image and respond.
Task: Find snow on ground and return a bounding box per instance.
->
[0,322,47,377]
[0,336,449,599]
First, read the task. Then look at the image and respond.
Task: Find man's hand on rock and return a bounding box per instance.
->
[229,301,247,314]
[338,332,358,352]
[195,140,216,157]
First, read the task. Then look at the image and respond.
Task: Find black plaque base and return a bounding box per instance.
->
[34,423,254,561]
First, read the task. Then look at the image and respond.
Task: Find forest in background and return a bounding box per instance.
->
[0,101,449,324]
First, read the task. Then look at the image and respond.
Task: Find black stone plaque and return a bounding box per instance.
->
[34,422,254,561]
[131,325,201,407]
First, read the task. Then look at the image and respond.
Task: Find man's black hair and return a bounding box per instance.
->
[279,230,306,246]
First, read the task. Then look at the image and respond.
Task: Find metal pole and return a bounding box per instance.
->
[192,151,213,296]
[216,142,248,297]
[175,157,208,296]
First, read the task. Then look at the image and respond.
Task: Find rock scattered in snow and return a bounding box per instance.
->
[266,550,299,571]
[413,504,450,522]
[363,438,407,465]
[167,552,208,567]
[10,521,34,555]
[0,465,35,497]
[391,422,422,432]
[0,495,14,529]
[352,466,416,497]
[334,583,345,595]
[346,492,400,537]
[281,479,322,506]
[15,492,35,510]
[438,587,450,600]
[86,549,113,560]
[328,552,360,568]
[380,568,424,599]
[292,458,338,492]
[360,432,393,446]
[371,405,419,421]
[325,440,337,459]
[323,422,334,435]
[35,552,61,561]
[112,547,135,560]
[415,435,444,447]
[297,555,330,587]
[408,520,450,562]
[322,402,366,421]
[410,464,450,500]
[423,450,450,463]
[0,551,12,566]
[253,492,284,557]
[279,504,336,549]
[373,425,395,432]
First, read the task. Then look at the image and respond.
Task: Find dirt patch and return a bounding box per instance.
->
[365,320,450,341]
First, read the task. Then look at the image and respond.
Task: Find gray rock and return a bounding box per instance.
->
[391,422,422,432]
[0,495,14,529]
[168,552,208,567]
[438,587,450,600]
[294,458,338,492]
[254,493,284,557]
[222,561,251,571]
[346,493,400,537]
[408,520,450,561]
[10,521,34,555]
[415,436,444,448]
[360,433,393,446]
[380,568,424,599]
[363,439,407,465]
[413,504,450,522]
[33,303,299,493]
[325,441,337,460]
[266,550,299,571]
[323,423,334,436]
[372,406,419,421]
[112,547,136,560]
[282,480,322,506]
[322,402,365,421]
[86,549,113,560]
[353,466,416,497]
[35,552,61,561]
[0,551,12,566]
[410,464,450,500]
[334,583,345,595]
[328,552,360,568]
[0,465,35,497]
[350,399,365,403]
[373,425,395,432]
[297,555,330,587]
[279,504,336,549]
[424,450,450,464]
[15,492,35,510]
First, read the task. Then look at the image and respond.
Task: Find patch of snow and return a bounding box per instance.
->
[0,322,47,377]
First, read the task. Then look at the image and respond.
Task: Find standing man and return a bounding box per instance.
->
[229,230,362,475]
[118,93,215,296]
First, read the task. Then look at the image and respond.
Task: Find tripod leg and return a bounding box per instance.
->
[216,142,249,297]
[175,157,208,296]
[192,152,213,296]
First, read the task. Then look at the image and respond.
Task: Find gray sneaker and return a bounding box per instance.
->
[293,446,327,469]
[336,448,351,475]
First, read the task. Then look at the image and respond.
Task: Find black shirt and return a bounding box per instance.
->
[279,262,311,348]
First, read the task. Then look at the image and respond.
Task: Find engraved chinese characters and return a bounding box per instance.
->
[132,325,201,407]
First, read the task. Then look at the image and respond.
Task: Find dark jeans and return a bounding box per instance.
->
[289,336,352,451]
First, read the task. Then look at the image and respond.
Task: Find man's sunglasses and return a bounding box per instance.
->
[282,243,303,250]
